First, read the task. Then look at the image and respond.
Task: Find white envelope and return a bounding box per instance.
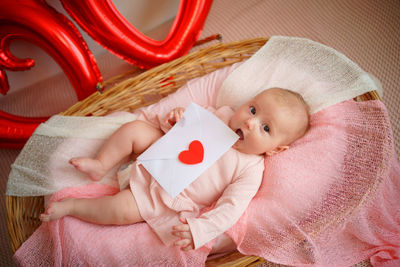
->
[137,103,239,198]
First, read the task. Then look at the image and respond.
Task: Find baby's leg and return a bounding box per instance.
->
[40,189,143,225]
[70,120,163,181]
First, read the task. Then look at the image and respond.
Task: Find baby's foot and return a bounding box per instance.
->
[69,157,106,181]
[40,199,73,222]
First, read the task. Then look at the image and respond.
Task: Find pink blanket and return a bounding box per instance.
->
[14,184,211,266]
[228,100,400,266]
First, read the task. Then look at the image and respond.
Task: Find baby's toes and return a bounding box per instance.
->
[69,158,80,167]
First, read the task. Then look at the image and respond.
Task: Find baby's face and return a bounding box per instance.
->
[229,88,308,155]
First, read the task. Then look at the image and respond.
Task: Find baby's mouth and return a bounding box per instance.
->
[235,129,244,140]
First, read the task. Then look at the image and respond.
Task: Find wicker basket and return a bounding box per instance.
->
[6,37,379,266]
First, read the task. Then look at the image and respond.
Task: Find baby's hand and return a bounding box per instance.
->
[165,107,185,126]
[172,217,194,251]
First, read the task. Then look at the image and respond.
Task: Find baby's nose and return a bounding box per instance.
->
[245,118,255,130]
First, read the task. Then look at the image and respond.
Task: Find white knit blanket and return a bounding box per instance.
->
[6,112,137,196]
[216,36,378,113]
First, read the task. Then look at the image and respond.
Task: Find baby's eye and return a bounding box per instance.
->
[250,106,256,115]
[263,125,270,133]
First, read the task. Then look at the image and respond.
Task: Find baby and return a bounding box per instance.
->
[40,87,309,251]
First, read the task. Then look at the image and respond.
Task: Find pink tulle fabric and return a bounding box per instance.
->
[14,184,211,266]
[13,99,400,266]
[227,100,400,266]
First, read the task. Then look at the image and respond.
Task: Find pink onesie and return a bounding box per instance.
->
[122,105,265,249]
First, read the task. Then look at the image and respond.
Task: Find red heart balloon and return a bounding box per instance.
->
[60,0,213,69]
[0,110,47,149]
[0,0,102,100]
[179,140,204,165]
[0,0,102,149]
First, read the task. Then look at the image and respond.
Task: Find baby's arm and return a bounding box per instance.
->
[186,159,264,249]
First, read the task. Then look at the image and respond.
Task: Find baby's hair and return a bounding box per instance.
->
[286,89,310,134]
[266,87,310,142]
[282,88,310,119]
[274,88,309,112]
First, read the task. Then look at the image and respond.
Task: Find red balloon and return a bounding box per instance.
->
[0,110,47,149]
[0,0,102,148]
[60,0,213,68]
[0,68,9,95]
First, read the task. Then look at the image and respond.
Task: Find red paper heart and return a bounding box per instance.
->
[179,140,204,165]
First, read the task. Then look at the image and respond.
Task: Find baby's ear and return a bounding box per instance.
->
[266,145,289,156]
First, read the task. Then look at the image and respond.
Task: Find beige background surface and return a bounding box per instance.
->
[1,0,399,265]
